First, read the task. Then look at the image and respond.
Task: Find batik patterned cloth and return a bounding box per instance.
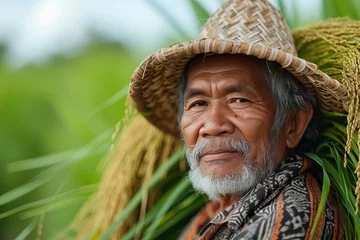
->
[182,155,343,240]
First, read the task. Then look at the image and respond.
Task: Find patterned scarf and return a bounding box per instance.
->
[182,155,343,240]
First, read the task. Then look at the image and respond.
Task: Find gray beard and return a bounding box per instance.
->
[186,138,274,200]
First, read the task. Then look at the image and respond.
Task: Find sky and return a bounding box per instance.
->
[0,0,321,67]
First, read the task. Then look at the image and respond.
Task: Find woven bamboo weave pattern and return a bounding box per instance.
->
[199,0,296,55]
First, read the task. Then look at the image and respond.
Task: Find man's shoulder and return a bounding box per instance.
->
[236,171,343,239]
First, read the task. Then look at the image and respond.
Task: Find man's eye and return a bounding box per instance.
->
[235,98,249,103]
[191,101,207,108]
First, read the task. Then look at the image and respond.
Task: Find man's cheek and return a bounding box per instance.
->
[186,147,199,169]
[181,123,202,147]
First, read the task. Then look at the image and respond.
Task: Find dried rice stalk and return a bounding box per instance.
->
[71,114,181,239]
[293,17,360,212]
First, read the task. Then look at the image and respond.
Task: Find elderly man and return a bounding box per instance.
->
[129,0,346,238]
[177,54,342,239]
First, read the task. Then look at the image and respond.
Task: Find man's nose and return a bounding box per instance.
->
[199,104,235,137]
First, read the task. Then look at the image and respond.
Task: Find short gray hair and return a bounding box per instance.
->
[178,57,320,153]
[263,61,320,153]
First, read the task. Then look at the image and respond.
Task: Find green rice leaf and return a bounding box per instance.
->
[19,195,87,219]
[98,149,185,240]
[0,165,60,207]
[14,220,37,240]
[339,205,352,240]
[305,152,330,239]
[146,0,191,40]
[122,179,199,240]
[7,149,79,173]
[0,129,111,207]
[275,0,295,28]
[86,85,129,119]
[322,0,337,18]
[0,184,97,219]
[329,144,349,198]
[353,0,360,19]
[330,121,347,135]
[142,177,190,240]
[7,128,112,172]
[151,193,205,239]
[322,158,341,186]
[323,112,346,117]
[321,131,344,145]
[276,0,286,15]
[189,0,211,26]
[122,182,187,239]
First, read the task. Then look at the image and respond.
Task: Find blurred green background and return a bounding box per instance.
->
[0,41,138,239]
[0,0,358,239]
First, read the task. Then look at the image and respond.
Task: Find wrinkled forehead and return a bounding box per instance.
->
[186,54,269,88]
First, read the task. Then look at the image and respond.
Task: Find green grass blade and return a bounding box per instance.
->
[7,128,112,172]
[275,0,294,28]
[142,177,190,240]
[86,85,129,119]
[330,121,347,134]
[0,126,109,206]
[322,159,341,187]
[0,129,111,207]
[0,168,57,207]
[321,131,344,145]
[151,194,205,239]
[323,112,346,117]
[19,196,87,219]
[322,0,336,18]
[353,0,360,19]
[98,149,185,240]
[339,205,352,239]
[14,220,37,240]
[0,184,97,219]
[188,0,211,26]
[276,0,286,14]
[122,180,197,240]
[146,0,191,40]
[7,149,78,173]
[329,144,349,198]
[305,153,330,240]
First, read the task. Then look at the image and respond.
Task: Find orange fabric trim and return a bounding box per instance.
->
[183,197,237,240]
[305,174,315,240]
[184,209,209,240]
[305,174,324,240]
[271,193,284,240]
[329,193,343,240]
[198,224,222,240]
[299,158,311,174]
[183,201,220,240]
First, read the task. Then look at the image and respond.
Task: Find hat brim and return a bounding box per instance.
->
[130,38,348,137]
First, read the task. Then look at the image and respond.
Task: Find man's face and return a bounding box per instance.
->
[180,54,287,199]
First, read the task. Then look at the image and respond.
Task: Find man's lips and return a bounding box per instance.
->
[200,149,240,163]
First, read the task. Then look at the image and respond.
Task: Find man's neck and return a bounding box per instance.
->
[219,195,240,210]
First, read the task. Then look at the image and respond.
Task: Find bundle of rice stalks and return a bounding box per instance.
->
[294,18,360,165]
[293,17,360,238]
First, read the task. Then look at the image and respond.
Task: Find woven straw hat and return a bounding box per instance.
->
[130,0,349,137]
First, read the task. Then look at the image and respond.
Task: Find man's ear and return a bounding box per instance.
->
[285,103,313,149]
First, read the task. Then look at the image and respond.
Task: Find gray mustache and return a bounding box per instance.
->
[186,138,251,169]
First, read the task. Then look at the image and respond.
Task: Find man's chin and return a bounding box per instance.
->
[199,163,244,178]
[189,166,261,200]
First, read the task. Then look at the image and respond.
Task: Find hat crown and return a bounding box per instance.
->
[198,0,297,56]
